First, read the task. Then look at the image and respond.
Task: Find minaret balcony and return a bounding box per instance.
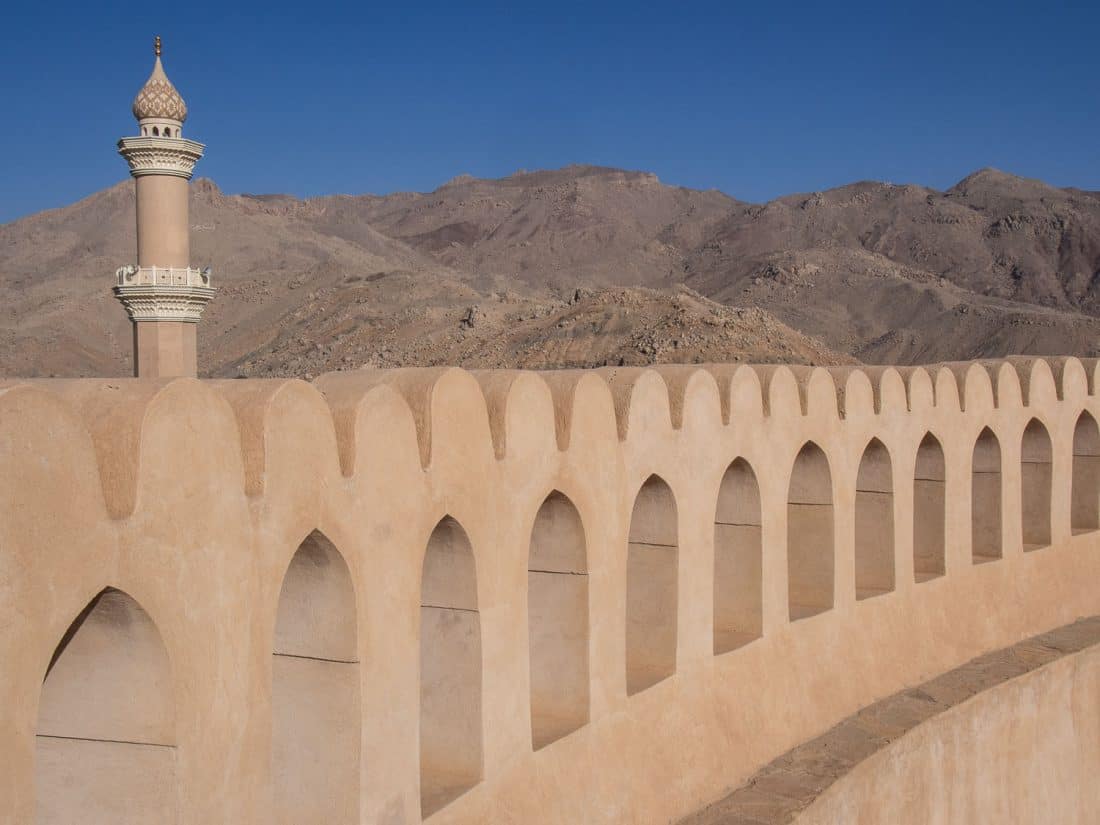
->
[113,265,216,323]
[116,265,212,288]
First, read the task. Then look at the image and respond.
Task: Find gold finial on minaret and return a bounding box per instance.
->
[154,35,162,57]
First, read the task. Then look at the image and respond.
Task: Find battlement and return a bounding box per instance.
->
[3,357,1100,824]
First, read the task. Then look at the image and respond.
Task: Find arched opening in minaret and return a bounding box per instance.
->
[713,458,762,653]
[271,531,360,825]
[1021,419,1053,550]
[913,433,947,581]
[152,126,159,136]
[972,427,1003,563]
[420,517,482,817]
[854,438,895,600]
[787,442,834,620]
[35,588,176,825]
[626,475,678,695]
[1072,412,1100,533]
[527,492,589,750]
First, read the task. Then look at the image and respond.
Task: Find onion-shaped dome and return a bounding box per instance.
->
[132,38,188,122]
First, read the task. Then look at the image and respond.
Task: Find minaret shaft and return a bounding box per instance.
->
[135,175,190,268]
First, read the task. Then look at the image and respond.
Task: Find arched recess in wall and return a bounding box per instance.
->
[787,443,834,621]
[528,491,590,750]
[713,458,762,653]
[972,427,1003,563]
[271,531,360,825]
[420,517,482,817]
[1072,412,1100,534]
[1021,419,1053,551]
[626,475,678,695]
[913,434,947,582]
[36,588,176,825]
[854,438,895,600]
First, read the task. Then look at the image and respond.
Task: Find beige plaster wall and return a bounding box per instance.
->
[1,357,1100,824]
[793,642,1100,825]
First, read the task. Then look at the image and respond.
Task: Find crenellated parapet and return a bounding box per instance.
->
[2,357,1100,824]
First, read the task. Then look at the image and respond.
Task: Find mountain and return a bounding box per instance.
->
[1,165,1098,377]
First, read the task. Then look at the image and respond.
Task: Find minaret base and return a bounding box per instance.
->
[133,321,198,378]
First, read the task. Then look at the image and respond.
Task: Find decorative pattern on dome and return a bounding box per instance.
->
[132,52,188,122]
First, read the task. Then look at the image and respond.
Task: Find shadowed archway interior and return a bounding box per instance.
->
[528,491,590,750]
[787,443,834,621]
[626,475,679,695]
[854,438,895,600]
[1072,412,1100,534]
[36,588,176,825]
[1021,419,1053,551]
[420,517,483,817]
[913,434,946,582]
[271,531,360,825]
[713,459,763,652]
[972,428,1003,563]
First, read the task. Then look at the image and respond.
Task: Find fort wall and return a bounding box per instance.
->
[793,640,1100,824]
[2,356,1099,824]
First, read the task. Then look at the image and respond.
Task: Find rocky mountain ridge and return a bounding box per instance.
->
[1,165,1097,377]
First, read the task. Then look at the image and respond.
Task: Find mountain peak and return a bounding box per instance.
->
[946,167,1062,202]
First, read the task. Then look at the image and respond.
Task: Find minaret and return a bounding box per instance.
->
[114,36,214,378]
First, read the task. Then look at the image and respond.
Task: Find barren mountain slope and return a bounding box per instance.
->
[324,165,1100,362]
[0,173,832,376]
[679,169,1100,362]
[689,169,1100,306]
[346,166,738,290]
[225,285,850,378]
[1,165,1098,377]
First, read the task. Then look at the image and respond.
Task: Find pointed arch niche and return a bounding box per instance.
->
[972,428,1003,563]
[420,517,483,817]
[913,434,947,582]
[36,588,176,825]
[787,443,834,621]
[1072,412,1100,534]
[713,459,762,653]
[626,475,678,695]
[1021,419,1053,551]
[854,439,895,600]
[528,492,590,750]
[271,531,360,825]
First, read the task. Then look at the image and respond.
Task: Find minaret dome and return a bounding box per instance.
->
[131,36,188,138]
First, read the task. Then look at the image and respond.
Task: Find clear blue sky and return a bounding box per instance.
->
[2,0,1098,223]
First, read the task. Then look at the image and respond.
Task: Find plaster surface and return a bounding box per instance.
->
[682,616,1100,824]
[794,631,1100,825]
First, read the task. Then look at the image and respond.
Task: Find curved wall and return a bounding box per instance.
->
[794,637,1100,825]
[1,357,1099,824]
